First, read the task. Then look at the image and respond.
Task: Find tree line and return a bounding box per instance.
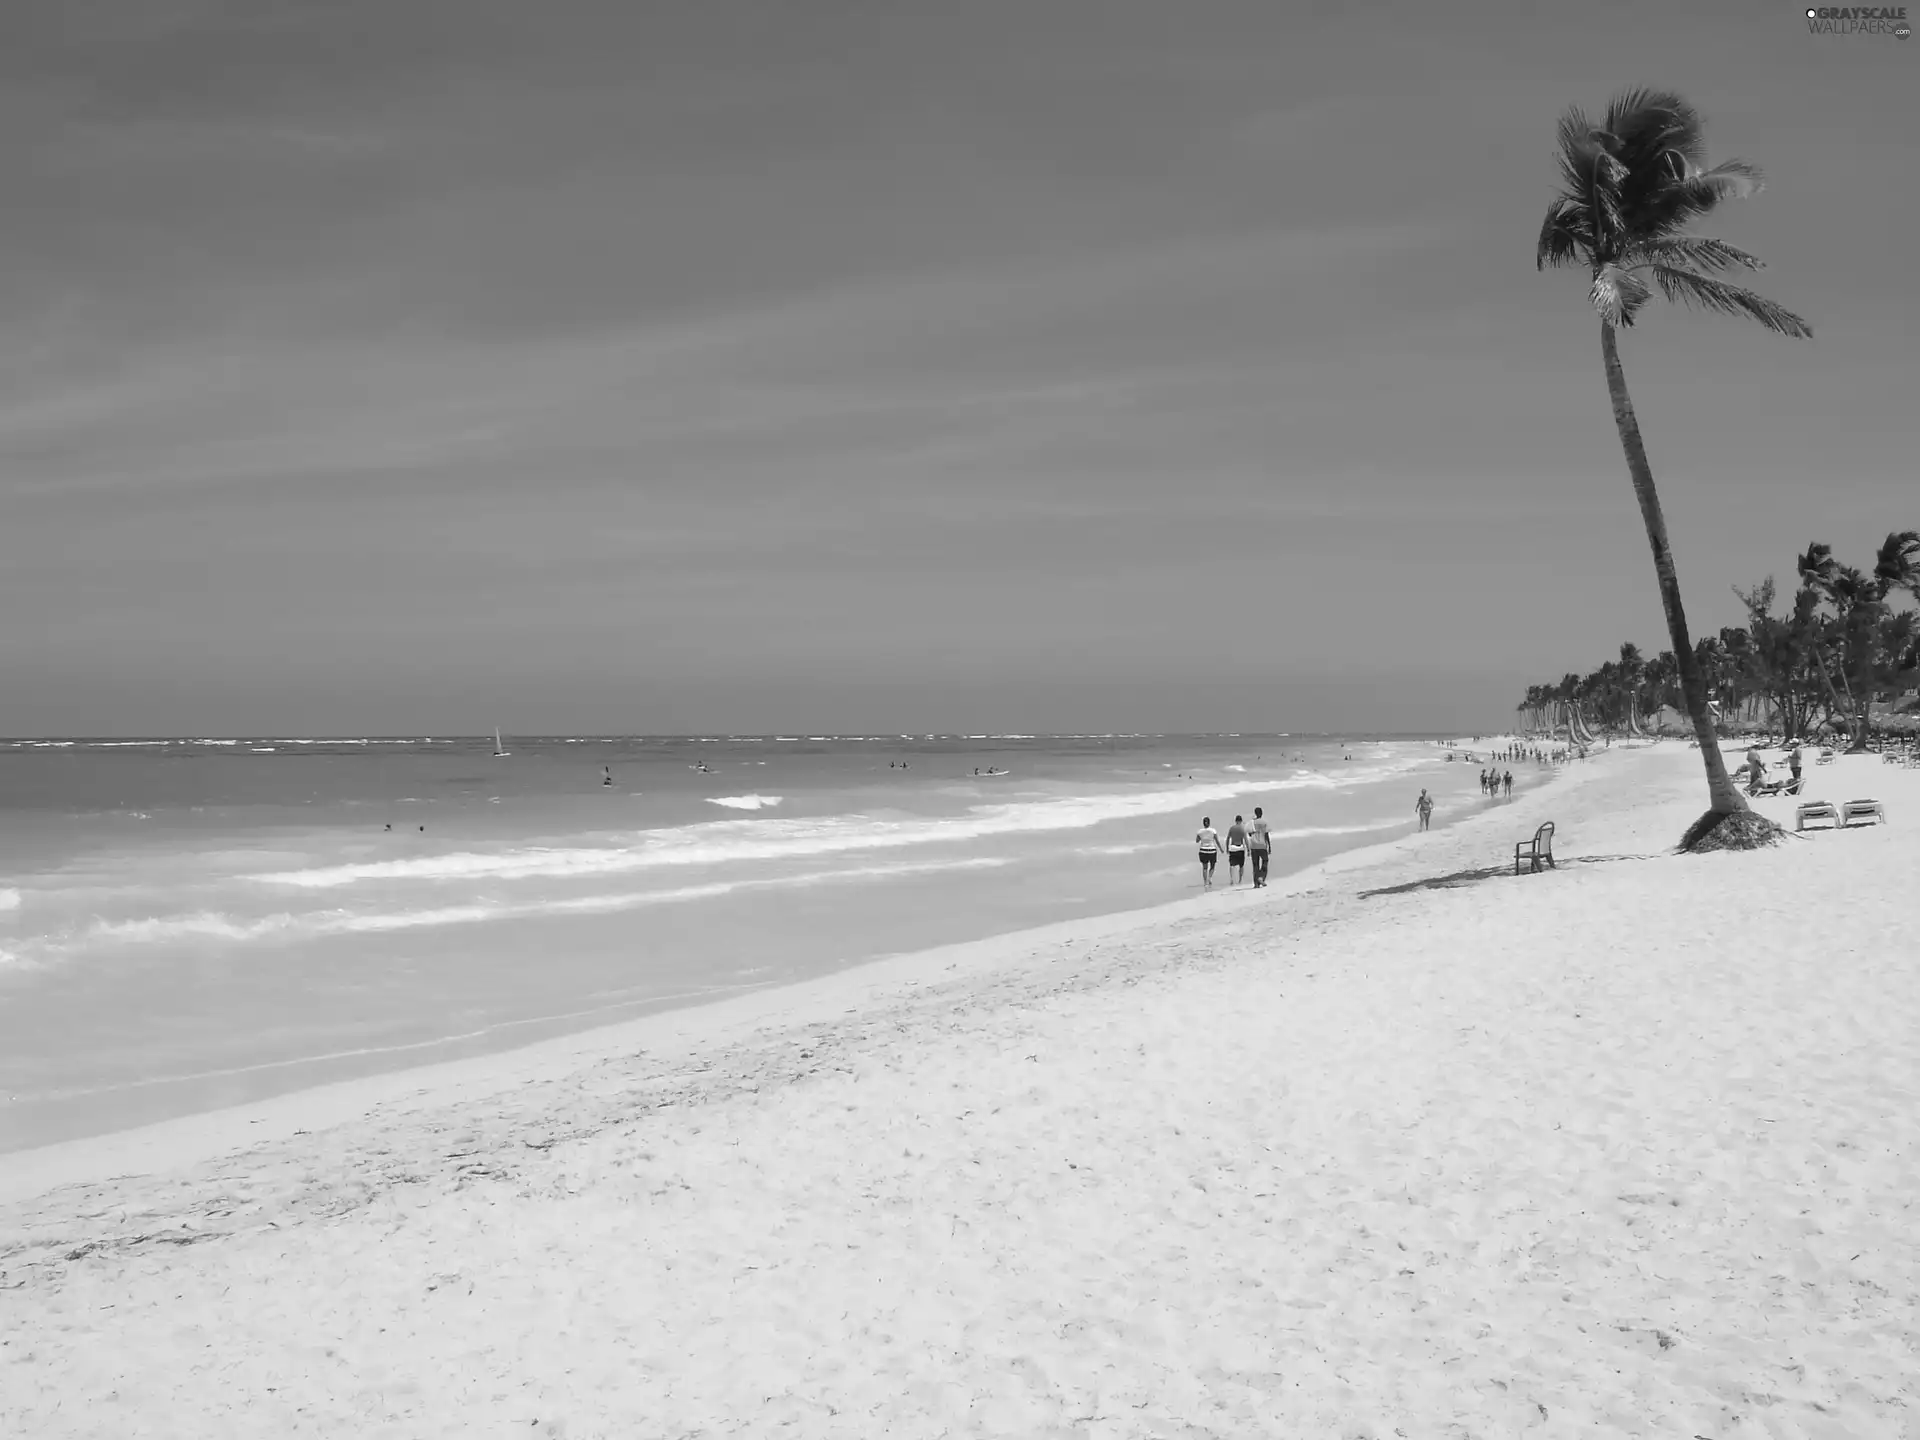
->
[1516,530,1920,748]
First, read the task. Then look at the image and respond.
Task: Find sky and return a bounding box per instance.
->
[3,0,1915,736]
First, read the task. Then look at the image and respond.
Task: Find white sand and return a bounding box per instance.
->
[3,744,1916,1438]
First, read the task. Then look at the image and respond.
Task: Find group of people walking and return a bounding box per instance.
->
[1194,756,1525,891]
[1193,809,1271,889]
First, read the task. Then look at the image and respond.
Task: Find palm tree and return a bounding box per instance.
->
[1799,531,1920,748]
[1537,90,1810,845]
[1616,643,1647,733]
[1640,649,1679,729]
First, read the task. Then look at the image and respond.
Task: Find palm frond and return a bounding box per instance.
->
[1552,106,1596,166]
[1689,159,1764,201]
[1551,106,1628,254]
[1617,161,1758,241]
[1604,89,1707,168]
[1608,92,1711,231]
[1874,530,1920,591]
[1536,196,1590,269]
[1590,263,1653,326]
[1646,266,1813,337]
[1555,140,1626,246]
[1624,235,1763,273]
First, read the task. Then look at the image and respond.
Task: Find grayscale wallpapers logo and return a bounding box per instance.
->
[1805,5,1911,35]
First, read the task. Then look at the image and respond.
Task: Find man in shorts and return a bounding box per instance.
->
[1195,816,1222,889]
[1224,815,1249,885]
[1248,805,1272,887]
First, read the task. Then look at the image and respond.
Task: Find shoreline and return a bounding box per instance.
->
[7,739,1915,1433]
[1,735,1584,1204]
[1,734,1495,1155]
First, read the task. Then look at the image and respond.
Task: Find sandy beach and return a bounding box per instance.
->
[3,741,1916,1437]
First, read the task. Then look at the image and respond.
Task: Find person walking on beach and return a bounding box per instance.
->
[1195,816,1222,889]
[1789,743,1803,788]
[1249,805,1272,887]
[1224,815,1249,885]
[1415,789,1434,831]
[1503,770,1513,798]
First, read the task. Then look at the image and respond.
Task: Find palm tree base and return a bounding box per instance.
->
[1678,808,1786,853]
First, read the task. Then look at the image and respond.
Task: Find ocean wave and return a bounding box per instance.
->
[249,773,1390,890]
[71,856,1015,950]
[706,794,783,811]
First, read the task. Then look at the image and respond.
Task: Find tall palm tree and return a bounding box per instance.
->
[1537,90,1811,844]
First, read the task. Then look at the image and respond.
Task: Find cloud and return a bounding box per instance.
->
[1,215,1444,502]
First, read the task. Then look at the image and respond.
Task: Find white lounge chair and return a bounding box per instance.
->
[1815,748,1836,765]
[1840,799,1886,827]
[1795,801,1840,832]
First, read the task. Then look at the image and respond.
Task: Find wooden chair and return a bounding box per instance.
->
[1514,821,1556,875]
[1841,799,1886,827]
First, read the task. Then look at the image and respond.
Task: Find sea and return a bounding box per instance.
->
[0,732,1527,1152]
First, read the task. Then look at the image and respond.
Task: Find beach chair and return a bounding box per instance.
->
[1815,749,1836,765]
[1514,821,1556,875]
[1795,801,1840,832]
[1840,799,1886,827]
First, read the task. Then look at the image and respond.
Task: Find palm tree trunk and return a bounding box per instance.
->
[1809,644,1849,741]
[1600,321,1748,815]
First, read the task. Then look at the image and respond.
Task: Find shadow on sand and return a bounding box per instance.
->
[1358,864,1511,897]
[1357,852,1650,899]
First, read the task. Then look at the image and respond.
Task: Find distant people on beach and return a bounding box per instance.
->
[1224,815,1248,885]
[603,766,613,787]
[1195,816,1222,889]
[1249,806,1271,887]
[1415,789,1433,831]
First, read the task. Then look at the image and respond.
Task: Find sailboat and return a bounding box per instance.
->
[492,727,510,757]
